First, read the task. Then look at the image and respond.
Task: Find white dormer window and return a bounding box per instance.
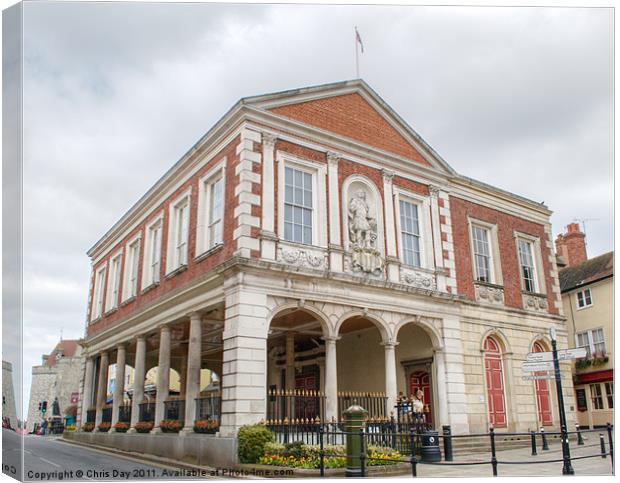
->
[142,214,163,288]
[91,264,107,320]
[122,235,141,301]
[166,188,192,273]
[196,161,226,257]
[105,251,123,312]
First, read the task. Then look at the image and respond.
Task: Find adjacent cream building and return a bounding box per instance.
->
[557,223,614,429]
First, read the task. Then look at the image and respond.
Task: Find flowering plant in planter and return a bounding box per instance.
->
[193,419,219,434]
[160,419,184,433]
[114,422,130,433]
[98,422,111,432]
[135,421,154,433]
[82,422,95,432]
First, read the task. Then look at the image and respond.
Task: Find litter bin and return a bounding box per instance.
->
[421,430,442,462]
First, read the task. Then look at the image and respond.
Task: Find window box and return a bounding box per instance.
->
[160,419,184,433]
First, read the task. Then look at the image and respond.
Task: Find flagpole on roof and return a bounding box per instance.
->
[355,26,359,78]
[355,26,364,79]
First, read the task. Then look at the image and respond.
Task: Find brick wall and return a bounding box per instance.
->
[450,196,558,314]
[270,93,431,166]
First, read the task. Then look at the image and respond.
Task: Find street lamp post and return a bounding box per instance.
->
[550,326,574,475]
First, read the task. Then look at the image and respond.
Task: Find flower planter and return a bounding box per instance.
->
[159,420,184,433]
[98,423,111,433]
[193,419,219,434]
[161,427,181,433]
[134,421,154,433]
[114,422,130,433]
[82,422,95,432]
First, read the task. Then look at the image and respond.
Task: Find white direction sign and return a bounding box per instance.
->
[521,361,555,372]
[522,373,568,381]
[525,347,587,363]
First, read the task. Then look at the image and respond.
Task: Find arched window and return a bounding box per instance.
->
[533,341,553,426]
[484,336,507,427]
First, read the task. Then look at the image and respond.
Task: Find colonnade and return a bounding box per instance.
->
[80,312,204,433]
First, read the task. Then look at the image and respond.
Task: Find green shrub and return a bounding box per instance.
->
[238,424,274,463]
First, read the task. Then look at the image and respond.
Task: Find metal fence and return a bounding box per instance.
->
[86,409,96,423]
[101,407,113,423]
[311,424,614,477]
[266,389,388,422]
[138,402,155,422]
[195,395,221,422]
[118,405,132,423]
[164,400,185,421]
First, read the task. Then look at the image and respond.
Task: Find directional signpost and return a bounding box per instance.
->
[519,329,580,474]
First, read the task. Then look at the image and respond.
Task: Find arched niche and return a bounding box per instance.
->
[342,175,385,276]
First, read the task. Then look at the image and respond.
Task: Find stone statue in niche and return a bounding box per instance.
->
[348,191,377,249]
[347,190,384,275]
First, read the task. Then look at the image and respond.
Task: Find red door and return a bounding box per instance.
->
[409,371,433,424]
[484,337,507,428]
[533,342,553,426]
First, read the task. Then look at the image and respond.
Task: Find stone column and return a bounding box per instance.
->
[111,344,126,429]
[182,313,202,433]
[95,351,109,428]
[129,336,146,432]
[80,356,95,428]
[382,169,399,282]
[434,348,449,427]
[285,333,296,391]
[154,326,171,431]
[327,153,343,272]
[323,336,339,421]
[179,346,188,396]
[220,283,269,437]
[382,341,398,413]
[260,133,277,260]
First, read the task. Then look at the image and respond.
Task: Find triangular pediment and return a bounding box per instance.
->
[243,80,454,174]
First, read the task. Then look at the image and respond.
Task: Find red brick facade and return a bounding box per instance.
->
[270,93,431,166]
[450,196,558,314]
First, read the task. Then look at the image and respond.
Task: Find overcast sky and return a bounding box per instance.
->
[15,3,613,415]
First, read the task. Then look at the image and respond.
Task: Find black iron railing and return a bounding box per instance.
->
[267,389,325,422]
[102,407,113,423]
[138,402,155,422]
[195,394,221,422]
[337,392,387,420]
[164,400,185,421]
[118,405,132,423]
[86,409,96,423]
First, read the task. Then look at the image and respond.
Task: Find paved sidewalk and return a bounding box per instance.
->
[400,440,614,478]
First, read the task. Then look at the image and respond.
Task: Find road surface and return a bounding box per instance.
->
[3,429,217,481]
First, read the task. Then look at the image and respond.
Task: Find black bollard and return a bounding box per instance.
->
[443,425,453,462]
[531,431,538,456]
[600,434,607,459]
[410,428,418,477]
[489,427,498,477]
[576,424,584,446]
[540,427,549,451]
[319,425,325,477]
[607,422,614,471]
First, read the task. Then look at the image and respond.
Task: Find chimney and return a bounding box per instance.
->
[555,222,587,267]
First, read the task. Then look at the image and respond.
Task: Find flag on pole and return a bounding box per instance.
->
[355,27,364,54]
